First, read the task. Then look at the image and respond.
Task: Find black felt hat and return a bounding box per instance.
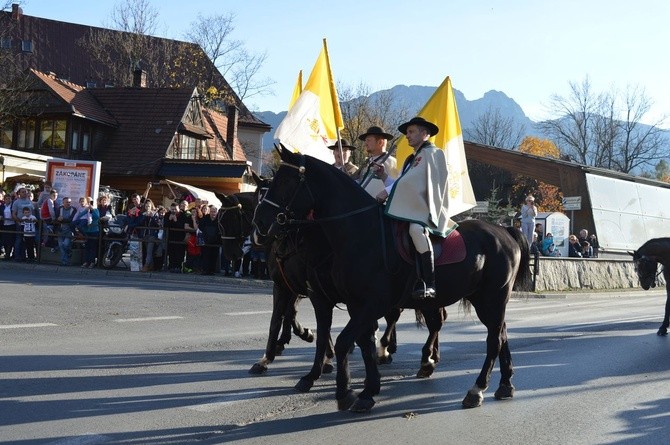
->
[357,126,393,141]
[327,139,356,150]
[398,117,439,136]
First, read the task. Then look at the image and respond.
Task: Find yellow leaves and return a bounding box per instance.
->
[518,136,560,159]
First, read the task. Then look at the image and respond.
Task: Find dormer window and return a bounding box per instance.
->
[21,40,32,53]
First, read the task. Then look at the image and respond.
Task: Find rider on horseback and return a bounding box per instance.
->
[372,117,451,300]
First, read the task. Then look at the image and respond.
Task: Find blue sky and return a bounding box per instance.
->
[20,0,670,126]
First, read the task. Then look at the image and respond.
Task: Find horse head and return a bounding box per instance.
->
[630,250,658,290]
[217,192,256,261]
[253,145,316,237]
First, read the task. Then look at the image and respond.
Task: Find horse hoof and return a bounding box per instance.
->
[494,383,515,400]
[322,363,334,374]
[350,397,375,413]
[303,330,315,343]
[294,378,314,393]
[462,392,484,409]
[657,327,668,336]
[416,363,435,379]
[337,390,357,411]
[248,363,268,375]
[378,354,393,365]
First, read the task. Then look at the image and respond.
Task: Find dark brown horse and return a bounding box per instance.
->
[253,146,532,412]
[630,237,670,336]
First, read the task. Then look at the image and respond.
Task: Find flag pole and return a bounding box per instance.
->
[322,38,344,170]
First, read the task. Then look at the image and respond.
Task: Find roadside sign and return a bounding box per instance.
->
[471,201,489,213]
[562,196,582,211]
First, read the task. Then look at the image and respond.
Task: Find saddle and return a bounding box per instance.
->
[393,221,466,266]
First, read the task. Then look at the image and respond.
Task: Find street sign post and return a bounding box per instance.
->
[562,196,582,234]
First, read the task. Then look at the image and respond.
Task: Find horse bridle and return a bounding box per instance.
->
[259,156,378,229]
[635,255,663,286]
[217,196,253,242]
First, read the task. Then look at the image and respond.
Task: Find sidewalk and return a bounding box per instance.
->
[0,259,274,290]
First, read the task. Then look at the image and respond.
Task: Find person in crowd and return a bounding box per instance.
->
[534,223,544,244]
[40,189,59,248]
[578,228,600,258]
[530,232,541,256]
[11,187,34,261]
[249,240,268,279]
[154,205,167,270]
[520,195,538,247]
[541,232,561,257]
[193,204,221,275]
[126,182,152,236]
[36,181,53,209]
[19,206,37,263]
[138,199,161,272]
[56,197,77,266]
[97,194,115,225]
[1,194,16,260]
[327,139,359,177]
[76,197,99,268]
[234,237,253,278]
[568,234,583,258]
[373,117,449,299]
[164,201,189,273]
[581,240,593,258]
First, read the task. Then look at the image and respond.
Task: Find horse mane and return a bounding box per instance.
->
[290,151,377,210]
[636,237,670,264]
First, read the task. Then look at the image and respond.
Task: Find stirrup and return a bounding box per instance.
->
[412,281,436,299]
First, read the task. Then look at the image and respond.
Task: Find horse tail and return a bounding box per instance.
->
[505,226,533,292]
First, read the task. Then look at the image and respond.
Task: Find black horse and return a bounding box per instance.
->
[253,146,532,412]
[630,237,670,336]
[217,192,316,370]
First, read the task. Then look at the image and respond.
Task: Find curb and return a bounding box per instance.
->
[0,260,275,290]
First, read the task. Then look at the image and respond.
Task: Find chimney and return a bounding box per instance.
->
[132,68,147,88]
[11,3,22,20]
[226,105,239,155]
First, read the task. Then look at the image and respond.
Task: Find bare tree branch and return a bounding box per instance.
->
[464,105,526,149]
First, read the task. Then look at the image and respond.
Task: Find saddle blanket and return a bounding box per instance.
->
[394,221,466,266]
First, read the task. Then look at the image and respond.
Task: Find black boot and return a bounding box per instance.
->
[412,251,436,299]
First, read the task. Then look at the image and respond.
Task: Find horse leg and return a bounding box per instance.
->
[658,280,670,336]
[334,323,356,410]
[295,299,333,392]
[349,325,381,412]
[416,307,445,378]
[323,333,335,374]
[378,307,401,364]
[249,283,289,374]
[462,297,508,409]
[290,296,315,343]
[493,321,515,401]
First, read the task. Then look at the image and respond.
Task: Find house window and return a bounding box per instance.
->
[0,122,12,147]
[82,125,91,152]
[86,81,97,88]
[70,121,91,152]
[40,119,66,150]
[0,37,11,49]
[16,119,36,149]
[71,126,79,151]
[174,134,203,159]
[21,40,32,53]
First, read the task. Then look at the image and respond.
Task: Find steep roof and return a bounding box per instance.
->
[203,109,246,161]
[3,7,269,130]
[30,69,117,126]
[87,87,196,175]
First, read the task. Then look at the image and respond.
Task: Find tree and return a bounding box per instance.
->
[511,137,563,212]
[654,160,670,183]
[463,106,526,149]
[185,13,274,101]
[538,76,668,174]
[337,81,412,167]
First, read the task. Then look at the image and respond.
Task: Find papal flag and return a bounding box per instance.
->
[274,39,343,163]
[395,76,476,218]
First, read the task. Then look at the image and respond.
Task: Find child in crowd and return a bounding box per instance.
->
[20,206,38,262]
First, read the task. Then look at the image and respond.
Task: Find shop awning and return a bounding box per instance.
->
[161,179,222,208]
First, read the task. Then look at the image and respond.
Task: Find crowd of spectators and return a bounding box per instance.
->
[0,182,268,279]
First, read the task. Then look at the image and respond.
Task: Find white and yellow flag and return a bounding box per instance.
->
[395,76,476,218]
[274,39,343,163]
[288,70,302,110]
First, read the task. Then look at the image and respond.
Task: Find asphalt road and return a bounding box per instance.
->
[1,265,669,444]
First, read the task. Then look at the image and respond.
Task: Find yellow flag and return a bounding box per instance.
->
[288,70,302,110]
[275,39,344,162]
[395,76,476,217]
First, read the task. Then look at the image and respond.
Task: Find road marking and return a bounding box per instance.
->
[225,310,273,316]
[114,316,183,323]
[46,434,111,444]
[552,315,656,331]
[0,323,58,329]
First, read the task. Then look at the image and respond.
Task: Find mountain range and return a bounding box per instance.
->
[254,85,538,149]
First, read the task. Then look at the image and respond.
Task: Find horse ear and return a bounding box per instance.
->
[273,144,282,156]
[251,170,262,186]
